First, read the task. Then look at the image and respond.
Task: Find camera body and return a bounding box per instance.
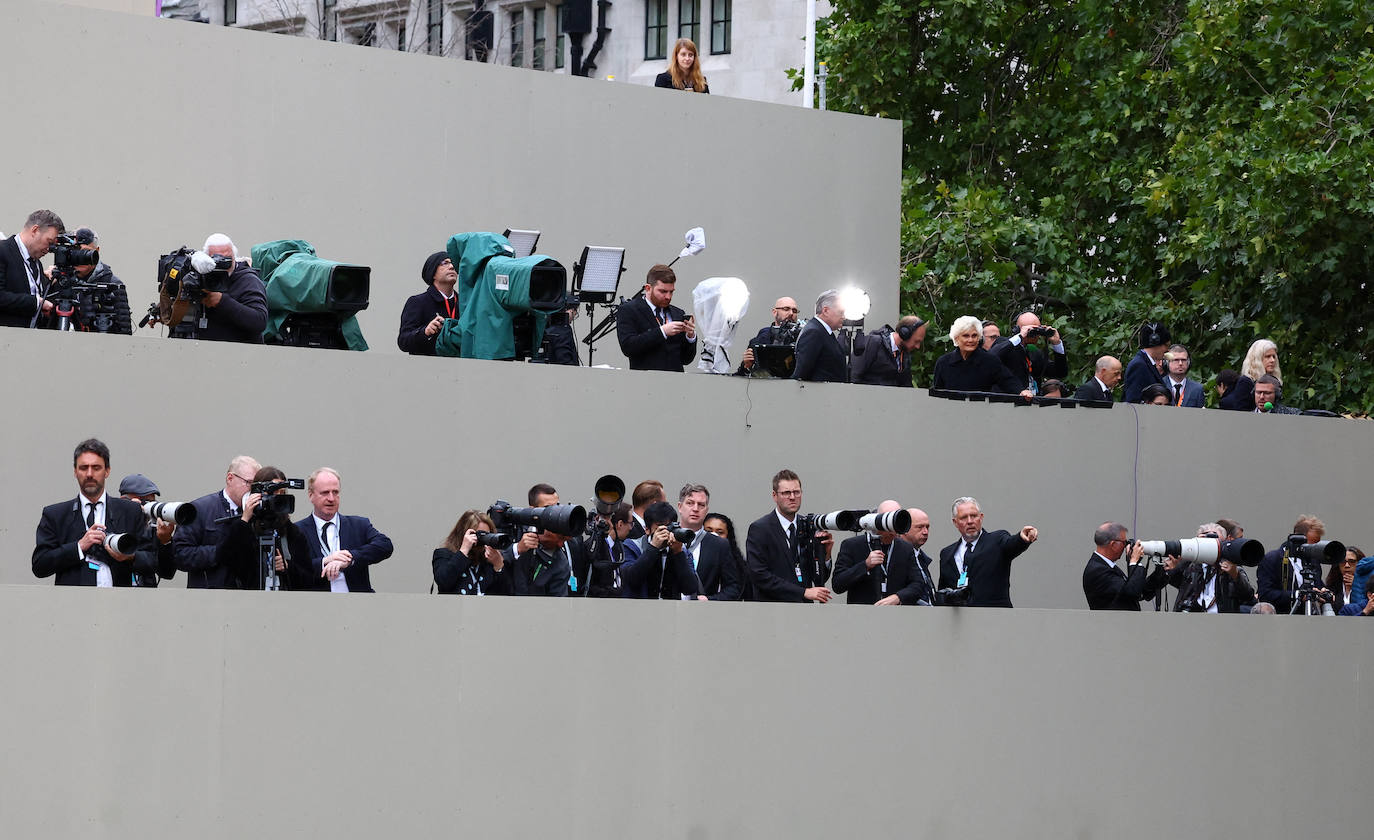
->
[487,500,588,539]
[50,233,100,273]
[474,531,513,550]
[249,478,305,521]
[665,522,696,546]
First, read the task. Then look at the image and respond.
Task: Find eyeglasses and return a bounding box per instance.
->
[229,473,255,484]
[774,306,799,313]
[1340,558,1358,565]
[775,490,802,497]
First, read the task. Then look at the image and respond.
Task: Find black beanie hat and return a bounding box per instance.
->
[422,251,449,286]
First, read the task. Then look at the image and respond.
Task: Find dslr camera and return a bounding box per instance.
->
[487,500,588,540]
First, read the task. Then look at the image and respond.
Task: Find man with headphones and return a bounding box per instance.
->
[1252,374,1299,414]
[850,314,927,387]
[991,311,1068,395]
[1162,343,1206,407]
[1123,321,1170,403]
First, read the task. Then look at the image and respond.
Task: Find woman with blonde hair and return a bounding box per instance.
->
[1221,338,1281,410]
[655,38,710,93]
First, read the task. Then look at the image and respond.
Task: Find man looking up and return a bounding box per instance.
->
[397,252,459,355]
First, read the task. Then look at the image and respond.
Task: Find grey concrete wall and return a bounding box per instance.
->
[4,0,900,366]
[4,329,1374,608]
[1,585,1369,839]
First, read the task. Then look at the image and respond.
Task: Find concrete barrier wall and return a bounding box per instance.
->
[1,586,1368,839]
[5,0,900,366]
[4,329,1373,608]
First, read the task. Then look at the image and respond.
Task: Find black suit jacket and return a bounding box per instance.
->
[1122,350,1165,403]
[850,328,914,388]
[993,337,1068,392]
[1169,561,1256,613]
[931,347,1024,394]
[173,490,240,588]
[938,529,1030,607]
[294,513,394,592]
[33,496,150,586]
[1082,554,1165,610]
[791,318,848,382]
[1073,378,1114,402]
[0,236,41,328]
[745,512,832,602]
[214,517,317,591]
[686,532,742,600]
[832,534,927,605]
[616,296,696,371]
[397,285,458,355]
[1219,375,1255,411]
[510,538,590,596]
[1257,548,1310,614]
[432,547,516,595]
[653,71,709,93]
[620,536,700,599]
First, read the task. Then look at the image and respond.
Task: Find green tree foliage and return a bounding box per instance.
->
[817,0,1374,411]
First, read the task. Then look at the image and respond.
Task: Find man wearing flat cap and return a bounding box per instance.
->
[397,251,459,355]
[119,473,178,587]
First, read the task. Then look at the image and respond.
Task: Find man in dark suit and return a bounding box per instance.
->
[745,469,835,602]
[992,312,1069,395]
[1,209,63,328]
[1166,523,1256,613]
[832,500,928,605]
[1258,515,1332,614]
[118,473,178,587]
[937,496,1038,607]
[1082,522,1170,610]
[1251,375,1300,415]
[174,454,263,588]
[672,483,740,600]
[736,296,801,376]
[33,438,149,586]
[1163,344,1206,407]
[791,289,848,383]
[507,482,591,596]
[1122,322,1170,403]
[1073,355,1121,402]
[898,507,943,603]
[616,264,696,371]
[621,500,704,599]
[851,315,926,388]
[397,251,459,355]
[295,467,394,593]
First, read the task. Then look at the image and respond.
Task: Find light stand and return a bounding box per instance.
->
[573,245,626,366]
[838,287,871,384]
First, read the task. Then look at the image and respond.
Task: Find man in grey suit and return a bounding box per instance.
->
[1163,344,1206,407]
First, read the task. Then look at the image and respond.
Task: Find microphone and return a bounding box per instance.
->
[1263,402,1274,412]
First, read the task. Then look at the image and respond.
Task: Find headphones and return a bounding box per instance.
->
[896,317,927,342]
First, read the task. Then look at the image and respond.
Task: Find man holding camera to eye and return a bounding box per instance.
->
[745,469,835,602]
[118,473,178,587]
[188,233,268,344]
[34,439,149,586]
[1,209,63,328]
[832,500,927,605]
[174,454,262,588]
[295,467,393,593]
[851,315,927,388]
[509,483,591,596]
[621,500,706,599]
[38,226,133,334]
[992,312,1068,396]
[1082,523,1171,610]
[1163,523,1255,613]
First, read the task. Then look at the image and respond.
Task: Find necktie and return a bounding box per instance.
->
[787,523,797,556]
[321,521,333,554]
[657,307,668,325]
[29,258,44,293]
[1174,383,1182,404]
[86,501,97,528]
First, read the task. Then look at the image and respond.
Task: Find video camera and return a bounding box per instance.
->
[148,247,233,334]
[49,233,100,275]
[487,500,588,540]
[44,233,122,333]
[748,319,803,377]
[249,478,305,520]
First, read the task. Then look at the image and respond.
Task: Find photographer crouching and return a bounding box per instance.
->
[40,226,133,334]
[214,466,316,590]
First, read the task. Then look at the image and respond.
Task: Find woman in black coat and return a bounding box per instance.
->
[654,38,710,93]
[931,315,1030,396]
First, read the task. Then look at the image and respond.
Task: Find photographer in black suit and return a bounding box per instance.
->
[1,209,63,328]
[745,469,835,602]
[791,289,848,383]
[851,315,926,388]
[1082,522,1169,610]
[832,500,928,605]
[937,496,1038,607]
[992,312,1067,395]
[118,473,178,587]
[33,439,149,587]
[736,296,800,376]
[616,264,696,371]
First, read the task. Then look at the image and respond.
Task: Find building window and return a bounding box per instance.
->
[397,19,407,50]
[428,0,443,54]
[510,9,524,67]
[645,0,667,60]
[322,0,337,41]
[532,7,546,70]
[678,0,699,45]
[224,0,236,25]
[359,22,376,46]
[555,3,564,69]
[709,0,730,54]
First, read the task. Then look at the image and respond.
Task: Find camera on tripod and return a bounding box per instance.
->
[50,233,100,274]
[249,478,305,521]
[747,319,803,377]
[45,232,123,333]
[1285,534,1344,615]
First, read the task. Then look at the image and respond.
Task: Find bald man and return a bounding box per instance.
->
[1074,356,1122,402]
[831,500,929,605]
[736,296,801,376]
